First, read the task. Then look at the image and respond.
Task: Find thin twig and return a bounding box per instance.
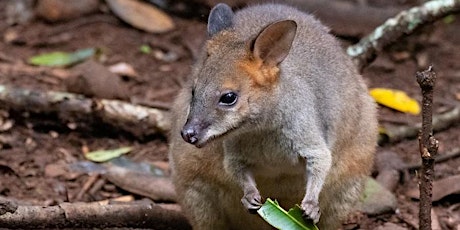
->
[74,174,100,201]
[347,0,460,71]
[416,66,439,230]
[88,178,107,198]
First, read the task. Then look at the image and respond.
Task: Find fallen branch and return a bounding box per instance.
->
[0,198,17,216]
[148,0,404,36]
[404,147,460,171]
[347,0,460,71]
[104,163,177,202]
[416,66,439,230]
[379,105,460,144]
[0,84,171,138]
[0,199,191,229]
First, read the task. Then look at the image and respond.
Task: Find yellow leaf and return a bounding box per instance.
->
[85,147,132,162]
[370,88,420,115]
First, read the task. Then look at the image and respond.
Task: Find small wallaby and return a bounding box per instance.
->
[169,3,377,230]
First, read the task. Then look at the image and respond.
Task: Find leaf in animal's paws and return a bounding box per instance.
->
[301,200,321,223]
[241,191,263,213]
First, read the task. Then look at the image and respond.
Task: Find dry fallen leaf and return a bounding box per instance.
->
[108,62,138,78]
[0,119,13,132]
[106,0,175,33]
[97,195,134,205]
[36,0,100,22]
[45,161,68,178]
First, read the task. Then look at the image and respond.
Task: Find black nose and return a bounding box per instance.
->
[181,127,198,144]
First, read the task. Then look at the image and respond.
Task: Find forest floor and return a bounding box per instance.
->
[0,0,459,229]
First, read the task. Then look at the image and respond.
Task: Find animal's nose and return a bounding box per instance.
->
[181,127,198,144]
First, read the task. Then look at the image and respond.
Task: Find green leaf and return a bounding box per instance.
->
[28,48,95,67]
[139,45,151,54]
[257,198,319,230]
[443,15,455,24]
[85,147,132,163]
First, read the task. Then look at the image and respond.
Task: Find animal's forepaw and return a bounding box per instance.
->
[301,199,321,223]
[241,190,263,213]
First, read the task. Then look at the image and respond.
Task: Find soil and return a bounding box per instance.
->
[0,0,459,229]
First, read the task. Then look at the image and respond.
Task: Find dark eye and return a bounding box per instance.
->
[218,92,238,106]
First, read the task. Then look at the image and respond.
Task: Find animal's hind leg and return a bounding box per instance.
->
[317,177,365,230]
[177,182,228,230]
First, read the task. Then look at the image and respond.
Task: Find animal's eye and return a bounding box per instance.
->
[218,92,238,106]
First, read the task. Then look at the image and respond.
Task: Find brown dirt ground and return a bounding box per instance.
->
[0,0,459,229]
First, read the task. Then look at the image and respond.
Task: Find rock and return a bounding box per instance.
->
[358,177,398,215]
[36,0,100,22]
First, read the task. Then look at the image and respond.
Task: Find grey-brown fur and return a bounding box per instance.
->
[169,3,377,230]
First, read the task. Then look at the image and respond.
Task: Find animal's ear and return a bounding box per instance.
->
[208,3,234,37]
[251,20,297,66]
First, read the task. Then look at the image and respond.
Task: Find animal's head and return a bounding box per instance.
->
[181,3,297,147]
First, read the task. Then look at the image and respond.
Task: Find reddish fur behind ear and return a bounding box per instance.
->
[236,20,296,87]
[238,58,280,87]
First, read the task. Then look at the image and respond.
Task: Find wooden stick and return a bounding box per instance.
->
[416,66,439,230]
